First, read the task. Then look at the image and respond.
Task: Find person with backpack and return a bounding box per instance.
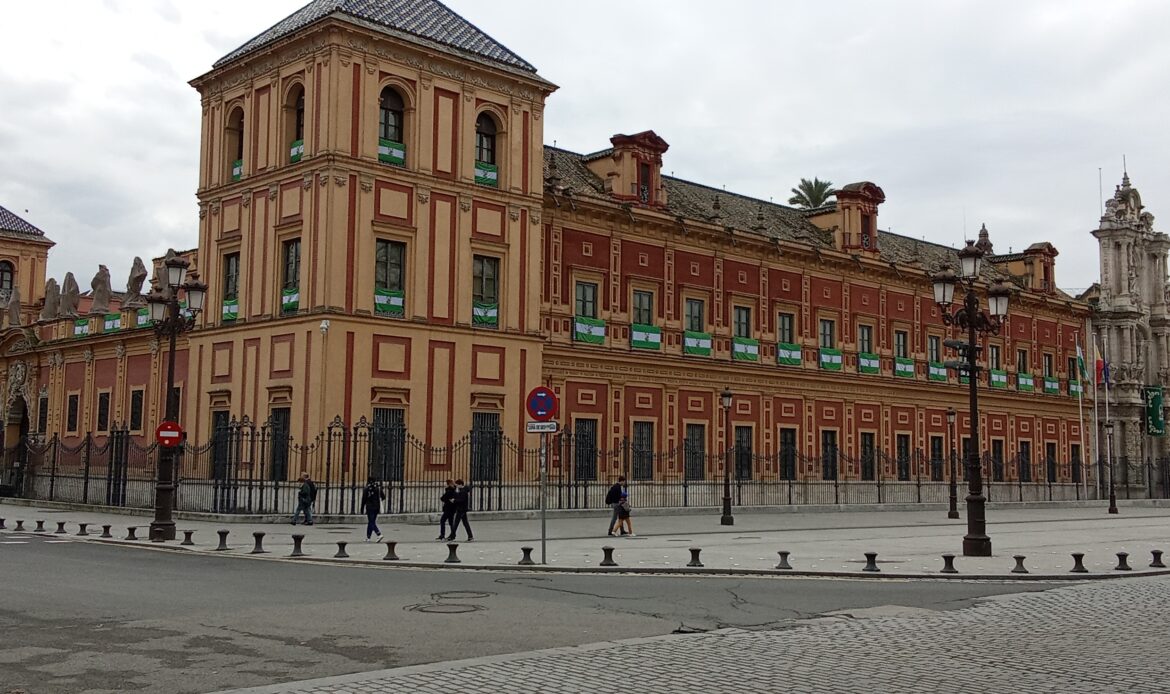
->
[605,476,626,536]
[446,479,473,541]
[361,476,386,542]
[291,472,317,526]
[436,479,457,540]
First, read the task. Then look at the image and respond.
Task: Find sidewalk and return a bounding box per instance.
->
[3,499,1168,579]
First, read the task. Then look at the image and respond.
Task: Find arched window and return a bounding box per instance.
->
[474,112,498,187]
[0,261,13,305]
[226,107,245,181]
[378,87,406,166]
[287,86,305,163]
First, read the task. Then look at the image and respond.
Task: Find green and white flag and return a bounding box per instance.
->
[289,139,304,163]
[858,353,880,374]
[1070,380,1084,397]
[231,159,243,181]
[281,287,300,313]
[732,337,759,361]
[1017,373,1034,392]
[74,319,90,336]
[574,316,605,344]
[1043,377,1060,395]
[378,138,405,166]
[473,301,499,327]
[990,369,1008,388]
[684,330,712,356]
[136,308,150,327]
[928,362,948,382]
[819,348,843,371]
[374,288,405,316]
[631,324,661,350]
[960,374,970,385]
[777,343,801,366]
[103,313,121,332]
[895,357,915,378]
[474,161,498,187]
[222,298,239,321]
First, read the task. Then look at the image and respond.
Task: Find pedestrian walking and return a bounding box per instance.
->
[447,478,474,541]
[605,476,626,536]
[437,479,457,541]
[361,476,386,542]
[611,490,634,537]
[291,472,317,526]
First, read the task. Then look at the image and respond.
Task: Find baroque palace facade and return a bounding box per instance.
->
[0,0,1098,488]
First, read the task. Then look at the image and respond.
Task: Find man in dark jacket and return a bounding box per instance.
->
[605,476,626,536]
[291,472,317,526]
[436,479,456,540]
[447,479,473,541]
[361,476,386,542]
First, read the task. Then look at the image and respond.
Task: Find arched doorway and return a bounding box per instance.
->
[1,396,29,496]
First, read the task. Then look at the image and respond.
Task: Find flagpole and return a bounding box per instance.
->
[1091,333,1101,497]
[1075,331,1088,499]
[1103,334,1115,511]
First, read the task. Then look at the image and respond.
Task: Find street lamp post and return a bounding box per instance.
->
[720,387,734,526]
[946,407,959,519]
[932,241,1012,557]
[146,256,207,542]
[1104,421,1118,514]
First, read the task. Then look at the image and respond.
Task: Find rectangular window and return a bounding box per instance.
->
[66,394,79,433]
[573,418,598,481]
[1017,348,1029,373]
[269,407,291,481]
[896,433,911,481]
[633,290,653,326]
[371,408,406,482]
[684,423,706,481]
[733,306,751,339]
[821,430,838,480]
[1043,353,1054,378]
[779,427,797,480]
[97,392,110,433]
[1068,356,1078,380]
[928,335,942,363]
[37,395,49,434]
[1046,441,1058,483]
[777,312,795,344]
[1018,441,1032,482]
[989,344,1001,370]
[1071,443,1082,483]
[471,412,502,482]
[281,238,301,313]
[930,435,944,481]
[894,330,909,359]
[223,253,240,300]
[632,421,654,481]
[962,437,973,480]
[858,324,873,355]
[686,299,705,332]
[734,426,753,480]
[860,431,876,481]
[129,390,144,432]
[211,410,232,483]
[638,162,652,203]
[472,255,500,329]
[819,319,835,349]
[992,439,1005,482]
[375,239,406,291]
[575,282,598,318]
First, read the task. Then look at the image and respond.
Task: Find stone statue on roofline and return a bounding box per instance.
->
[59,273,80,318]
[89,265,112,315]
[40,278,59,322]
[6,285,21,328]
[123,257,148,308]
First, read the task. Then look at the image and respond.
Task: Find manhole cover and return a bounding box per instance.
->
[432,591,493,600]
[407,603,484,614]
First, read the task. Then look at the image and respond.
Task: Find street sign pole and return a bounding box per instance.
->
[540,431,547,565]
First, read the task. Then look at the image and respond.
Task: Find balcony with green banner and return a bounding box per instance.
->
[222,298,239,322]
[894,357,915,378]
[684,330,712,356]
[473,301,498,328]
[960,373,970,385]
[103,313,121,333]
[1043,377,1060,395]
[858,352,880,374]
[777,342,801,366]
[928,362,947,382]
[73,319,90,337]
[989,369,1008,389]
[819,347,843,371]
[732,336,759,362]
[1069,380,1084,397]
[1017,373,1035,392]
[631,324,661,350]
[289,139,304,163]
[378,138,405,166]
[574,316,605,344]
[375,288,405,317]
[281,287,300,313]
[474,161,498,187]
[136,308,150,328]
[231,159,243,181]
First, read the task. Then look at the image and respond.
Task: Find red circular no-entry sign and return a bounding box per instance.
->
[156,421,184,448]
[526,387,558,422]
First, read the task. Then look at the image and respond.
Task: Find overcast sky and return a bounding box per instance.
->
[2,0,1167,296]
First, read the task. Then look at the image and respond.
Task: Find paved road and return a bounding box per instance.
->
[0,533,1052,694]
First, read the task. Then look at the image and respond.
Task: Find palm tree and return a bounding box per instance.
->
[787,178,834,208]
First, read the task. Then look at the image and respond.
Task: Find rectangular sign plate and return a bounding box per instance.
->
[526,421,558,434]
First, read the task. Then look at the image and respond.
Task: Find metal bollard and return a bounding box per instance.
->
[687,547,704,568]
[125,526,139,541]
[383,541,399,561]
[181,530,195,546]
[77,523,89,536]
[1115,552,1132,571]
[290,534,306,557]
[214,529,230,551]
[940,553,958,574]
[14,520,24,531]
[444,542,460,563]
[518,546,535,566]
[1070,553,1088,573]
[862,552,880,572]
[775,550,793,570]
[1011,555,1029,574]
[55,521,67,534]
[334,541,349,559]
[0,518,5,529]
[100,524,112,538]
[1151,550,1166,569]
[34,520,46,532]
[600,546,617,567]
[251,532,268,554]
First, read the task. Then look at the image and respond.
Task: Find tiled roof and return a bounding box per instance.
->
[215,0,536,72]
[0,204,46,238]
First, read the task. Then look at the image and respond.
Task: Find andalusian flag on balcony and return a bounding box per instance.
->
[374,288,405,316]
[990,369,1008,388]
[222,298,239,321]
[858,353,880,374]
[819,348,843,371]
[777,343,801,366]
[631,324,661,350]
[928,362,948,382]
[1070,380,1084,397]
[574,316,605,344]
[103,314,121,332]
[960,373,970,385]
[231,159,243,181]
[73,319,90,337]
[281,287,300,313]
[474,161,498,187]
[1017,373,1035,392]
[731,336,759,361]
[684,330,712,356]
[289,139,304,163]
[895,357,915,378]
[473,301,499,327]
[136,308,150,327]
[378,138,405,166]
[1044,377,1060,395]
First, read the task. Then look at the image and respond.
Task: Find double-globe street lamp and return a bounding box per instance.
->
[146,256,207,542]
[946,407,959,519]
[721,387,734,526]
[932,240,1012,557]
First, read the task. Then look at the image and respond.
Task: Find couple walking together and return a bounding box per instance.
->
[605,476,634,536]
[438,479,473,541]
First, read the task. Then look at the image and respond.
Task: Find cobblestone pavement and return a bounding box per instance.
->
[219,575,1170,694]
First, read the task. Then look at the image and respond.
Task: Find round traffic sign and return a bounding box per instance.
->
[526,387,558,422]
[155,420,184,448]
